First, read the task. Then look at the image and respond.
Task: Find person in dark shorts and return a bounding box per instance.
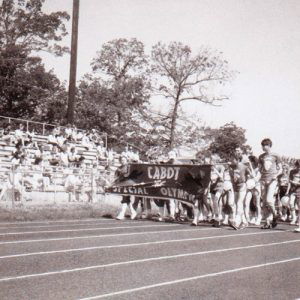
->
[258,138,282,229]
[115,156,137,220]
[289,160,300,228]
[277,164,290,221]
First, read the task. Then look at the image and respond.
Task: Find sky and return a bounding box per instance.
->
[41,0,300,158]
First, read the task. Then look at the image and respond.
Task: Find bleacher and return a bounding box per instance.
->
[0,117,122,202]
[0,134,102,169]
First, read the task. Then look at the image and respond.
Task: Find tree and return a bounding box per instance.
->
[0,0,69,119]
[141,110,211,158]
[208,122,250,161]
[151,41,234,150]
[77,38,151,148]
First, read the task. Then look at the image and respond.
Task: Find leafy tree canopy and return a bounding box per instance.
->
[208,122,251,161]
[0,0,69,120]
[76,38,151,149]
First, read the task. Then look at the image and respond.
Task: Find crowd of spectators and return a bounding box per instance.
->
[0,122,115,168]
[0,120,143,203]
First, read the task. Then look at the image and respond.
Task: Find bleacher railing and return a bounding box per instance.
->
[0,115,108,148]
[0,165,115,207]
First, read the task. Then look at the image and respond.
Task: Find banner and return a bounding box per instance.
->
[106,163,212,205]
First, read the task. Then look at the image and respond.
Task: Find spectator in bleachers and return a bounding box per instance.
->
[73,128,83,143]
[55,126,61,135]
[59,147,69,168]
[81,131,93,150]
[107,149,116,163]
[56,132,66,150]
[68,146,85,168]
[70,124,79,143]
[89,129,102,146]
[14,123,26,147]
[48,145,60,166]
[23,129,37,148]
[11,144,27,165]
[122,146,140,162]
[33,144,45,166]
[1,124,15,145]
[96,140,107,162]
[64,124,73,141]
[47,129,59,149]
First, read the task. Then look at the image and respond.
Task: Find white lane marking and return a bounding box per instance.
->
[0,219,113,226]
[0,239,298,283]
[0,227,218,245]
[0,221,137,230]
[79,256,300,299]
[0,224,181,236]
[0,230,288,259]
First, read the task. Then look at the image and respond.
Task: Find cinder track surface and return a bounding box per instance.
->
[0,218,299,300]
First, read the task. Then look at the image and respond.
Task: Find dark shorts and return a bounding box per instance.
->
[278,186,288,199]
[121,196,131,204]
[233,182,246,193]
[290,186,300,200]
[154,199,166,207]
[210,181,223,195]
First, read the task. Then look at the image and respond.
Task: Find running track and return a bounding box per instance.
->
[0,218,299,300]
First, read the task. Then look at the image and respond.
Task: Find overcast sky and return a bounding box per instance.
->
[41,0,300,158]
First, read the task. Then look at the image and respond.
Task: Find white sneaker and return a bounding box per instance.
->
[255,216,262,226]
[290,218,297,225]
[222,219,229,225]
[198,215,204,222]
[249,217,256,225]
[131,210,137,220]
[223,215,229,225]
[294,228,300,233]
[116,215,125,220]
[280,215,287,221]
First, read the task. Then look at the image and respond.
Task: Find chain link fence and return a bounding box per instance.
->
[0,164,116,207]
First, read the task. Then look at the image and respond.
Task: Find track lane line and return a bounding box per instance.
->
[0,221,139,230]
[0,227,219,245]
[0,239,299,283]
[79,256,300,299]
[0,219,114,226]
[0,230,289,259]
[0,223,182,236]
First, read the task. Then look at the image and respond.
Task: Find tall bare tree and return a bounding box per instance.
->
[151,41,234,149]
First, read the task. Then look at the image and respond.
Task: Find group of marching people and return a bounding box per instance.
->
[115,138,300,232]
[192,139,300,232]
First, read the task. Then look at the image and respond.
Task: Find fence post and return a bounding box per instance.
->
[20,169,24,203]
[12,166,15,209]
[91,168,94,203]
[26,121,29,132]
[53,172,56,204]
[42,124,45,135]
